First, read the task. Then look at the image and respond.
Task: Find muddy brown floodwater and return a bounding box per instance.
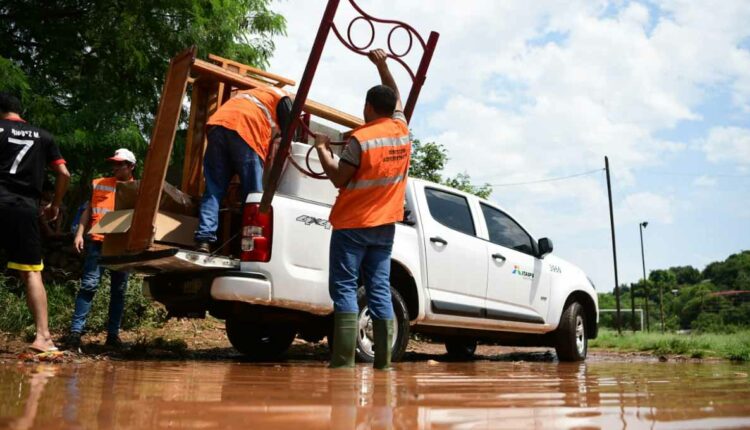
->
[1,359,749,429]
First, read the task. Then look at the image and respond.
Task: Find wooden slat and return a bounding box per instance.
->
[303,99,363,129]
[192,59,364,130]
[193,59,271,90]
[181,81,216,197]
[208,53,296,87]
[127,46,196,252]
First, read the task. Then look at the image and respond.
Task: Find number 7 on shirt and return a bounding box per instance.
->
[7,137,34,174]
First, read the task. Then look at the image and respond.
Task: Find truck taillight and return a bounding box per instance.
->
[241,203,272,262]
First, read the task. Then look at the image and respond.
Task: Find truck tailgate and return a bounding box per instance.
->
[99,247,239,274]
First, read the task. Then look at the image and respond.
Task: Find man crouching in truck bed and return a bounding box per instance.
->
[314,49,411,370]
[194,85,293,253]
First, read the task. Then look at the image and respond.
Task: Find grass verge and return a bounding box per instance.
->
[590,329,750,361]
[0,273,167,339]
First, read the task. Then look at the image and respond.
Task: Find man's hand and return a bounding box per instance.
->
[368,49,388,67]
[368,48,402,111]
[74,234,85,254]
[43,204,59,222]
[314,134,330,150]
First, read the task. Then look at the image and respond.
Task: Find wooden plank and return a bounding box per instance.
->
[208,53,296,87]
[181,81,215,196]
[193,59,277,90]
[303,99,363,130]
[127,47,196,252]
[193,59,364,129]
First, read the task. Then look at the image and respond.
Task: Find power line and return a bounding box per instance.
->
[483,168,748,187]
[488,168,604,187]
[639,171,750,178]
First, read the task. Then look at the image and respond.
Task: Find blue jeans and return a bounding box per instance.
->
[195,126,264,243]
[70,241,130,336]
[329,224,395,320]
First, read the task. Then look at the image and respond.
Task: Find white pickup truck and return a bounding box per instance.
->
[141,142,599,362]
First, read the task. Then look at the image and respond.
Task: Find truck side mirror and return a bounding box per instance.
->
[538,237,553,258]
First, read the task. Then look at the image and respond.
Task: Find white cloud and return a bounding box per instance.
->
[617,192,674,225]
[693,175,717,187]
[266,0,749,288]
[700,126,750,166]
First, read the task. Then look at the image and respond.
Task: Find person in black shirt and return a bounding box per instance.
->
[0,92,70,353]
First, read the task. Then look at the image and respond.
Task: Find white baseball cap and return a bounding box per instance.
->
[107,148,136,164]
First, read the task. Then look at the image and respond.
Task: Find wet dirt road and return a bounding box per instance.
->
[1,358,750,429]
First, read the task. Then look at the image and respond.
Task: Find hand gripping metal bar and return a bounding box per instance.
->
[260,0,439,212]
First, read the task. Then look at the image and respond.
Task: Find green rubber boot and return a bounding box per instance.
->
[329,312,358,369]
[373,319,394,370]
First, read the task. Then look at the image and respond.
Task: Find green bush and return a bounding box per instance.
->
[0,273,166,337]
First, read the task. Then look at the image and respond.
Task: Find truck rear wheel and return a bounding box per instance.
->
[351,286,410,363]
[444,338,478,360]
[554,301,587,362]
[225,318,297,361]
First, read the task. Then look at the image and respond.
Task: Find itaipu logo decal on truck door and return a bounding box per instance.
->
[512,265,535,280]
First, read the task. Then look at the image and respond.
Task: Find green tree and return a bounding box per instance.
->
[668,265,702,285]
[650,270,676,286]
[409,139,445,183]
[409,139,492,198]
[703,250,750,290]
[0,57,29,95]
[1,0,285,207]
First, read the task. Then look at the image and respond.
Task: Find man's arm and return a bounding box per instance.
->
[74,204,91,253]
[46,163,70,222]
[314,135,357,189]
[369,49,403,112]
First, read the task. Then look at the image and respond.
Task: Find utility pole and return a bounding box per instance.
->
[659,278,665,333]
[639,221,650,332]
[605,157,622,334]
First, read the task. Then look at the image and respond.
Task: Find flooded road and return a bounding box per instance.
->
[1,359,749,429]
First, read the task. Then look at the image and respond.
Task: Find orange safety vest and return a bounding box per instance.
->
[206,86,288,163]
[88,177,118,242]
[329,117,411,230]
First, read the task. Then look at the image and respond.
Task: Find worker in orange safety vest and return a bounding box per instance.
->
[194,86,293,253]
[67,148,136,350]
[314,49,411,370]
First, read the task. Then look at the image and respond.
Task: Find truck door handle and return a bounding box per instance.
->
[430,236,448,245]
[492,253,506,261]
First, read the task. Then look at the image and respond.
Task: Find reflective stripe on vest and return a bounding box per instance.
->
[359,135,411,152]
[88,177,118,241]
[328,117,411,230]
[346,174,405,190]
[93,184,116,192]
[236,93,278,131]
[206,86,288,162]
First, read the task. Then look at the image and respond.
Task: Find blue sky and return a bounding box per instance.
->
[268,0,750,292]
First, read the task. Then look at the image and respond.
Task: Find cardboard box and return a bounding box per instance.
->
[115,180,198,216]
[90,209,198,256]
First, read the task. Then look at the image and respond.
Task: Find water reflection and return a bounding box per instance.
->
[0,360,749,429]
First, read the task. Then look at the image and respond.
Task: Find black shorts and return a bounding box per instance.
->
[0,205,43,271]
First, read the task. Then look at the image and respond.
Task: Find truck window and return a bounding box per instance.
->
[425,188,476,236]
[480,203,534,255]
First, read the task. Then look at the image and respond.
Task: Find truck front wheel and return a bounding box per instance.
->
[554,301,588,362]
[353,286,410,363]
[225,318,297,361]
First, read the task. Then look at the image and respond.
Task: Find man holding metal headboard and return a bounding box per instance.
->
[314,49,411,370]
